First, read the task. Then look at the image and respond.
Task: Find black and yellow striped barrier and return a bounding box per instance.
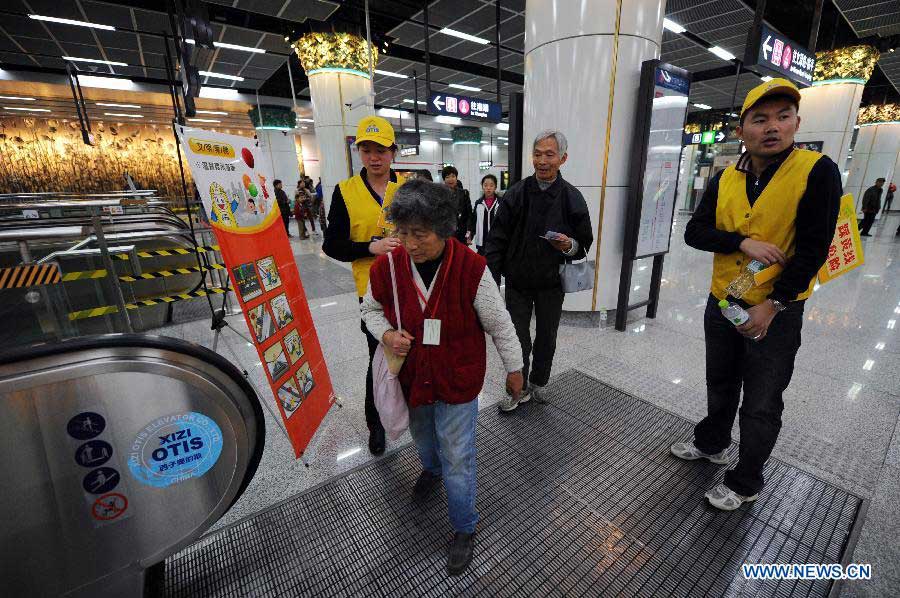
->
[62,269,108,282]
[119,263,225,282]
[0,264,61,289]
[68,287,229,321]
[112,244,220,260]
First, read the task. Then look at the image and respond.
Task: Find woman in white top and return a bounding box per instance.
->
[467,173,502,285]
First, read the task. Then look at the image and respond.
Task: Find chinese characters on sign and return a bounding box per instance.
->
[817,194,864,284]
[429,92,502,122]
[750,24,816,86]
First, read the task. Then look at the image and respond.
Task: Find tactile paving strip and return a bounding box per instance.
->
[163,370,864,598]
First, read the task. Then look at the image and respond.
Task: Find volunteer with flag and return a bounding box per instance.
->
[671,78,842,510]
[323,116,405,456]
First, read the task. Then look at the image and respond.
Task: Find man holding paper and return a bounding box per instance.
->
[671,78,842,510]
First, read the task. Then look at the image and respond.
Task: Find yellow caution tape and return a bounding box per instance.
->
[62,269,108,282]
[69,287,229,320]
[112,245,220,260]
[118,263,225,282]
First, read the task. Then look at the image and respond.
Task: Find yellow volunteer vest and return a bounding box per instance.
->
[339,173,405,296]
[711,149,822,305]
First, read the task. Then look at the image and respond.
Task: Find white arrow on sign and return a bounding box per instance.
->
[715,131,726,142]
[432,95,445,110]
[762,35,773,60]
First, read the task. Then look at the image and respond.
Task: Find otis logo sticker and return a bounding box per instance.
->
[127,412,223,488]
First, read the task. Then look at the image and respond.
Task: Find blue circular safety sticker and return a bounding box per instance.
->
[127,412,223,488]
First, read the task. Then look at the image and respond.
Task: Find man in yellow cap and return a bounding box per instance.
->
[671,78,841,510]
[323,115,405,455]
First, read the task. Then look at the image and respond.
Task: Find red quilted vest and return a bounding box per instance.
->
[369,238,487,408]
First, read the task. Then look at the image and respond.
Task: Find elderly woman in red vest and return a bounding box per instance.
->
[361,178,524,576]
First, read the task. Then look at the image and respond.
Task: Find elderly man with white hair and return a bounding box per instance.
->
[485,130,594,412]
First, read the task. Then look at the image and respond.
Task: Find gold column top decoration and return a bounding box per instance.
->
[291,32,378,78]
[857,104,900,126]
[813,45,880,84]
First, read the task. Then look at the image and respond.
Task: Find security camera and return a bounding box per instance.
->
[346,92,375,111]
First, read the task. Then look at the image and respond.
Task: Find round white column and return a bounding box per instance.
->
[844,122,900,214]
[796,81,865,174]
[307,71,374,210]
[255,129,302,197]
[523,0,664,311]
[452,140,481,198]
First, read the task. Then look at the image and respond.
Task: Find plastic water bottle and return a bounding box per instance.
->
[719,299,750,326]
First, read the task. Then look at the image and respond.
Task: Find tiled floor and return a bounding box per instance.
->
[159,214,900,596]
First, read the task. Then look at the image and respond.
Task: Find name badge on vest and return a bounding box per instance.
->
[423,319,441,345]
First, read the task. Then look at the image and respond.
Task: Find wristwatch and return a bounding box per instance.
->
[770,299,787,313]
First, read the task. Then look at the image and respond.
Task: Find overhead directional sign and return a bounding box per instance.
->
[745,23,816,87]
[682,130,727,146]
[429,92,502,123]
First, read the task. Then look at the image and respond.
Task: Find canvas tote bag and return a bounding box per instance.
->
[372,252,410,440]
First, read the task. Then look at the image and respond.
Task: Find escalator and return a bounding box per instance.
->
[0,334,265,597]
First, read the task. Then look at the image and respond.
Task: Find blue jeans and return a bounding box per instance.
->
[408,399,479,534]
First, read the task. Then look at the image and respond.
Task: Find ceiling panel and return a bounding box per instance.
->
[833,0,900,37]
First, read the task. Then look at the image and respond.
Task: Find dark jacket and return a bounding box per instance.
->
[275,188,290,219]
[862,185,883,214]
[485,174,593,290]
[468,195,502,250]
[449,186,472,243]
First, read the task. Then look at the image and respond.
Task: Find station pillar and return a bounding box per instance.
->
[844,110,900,215]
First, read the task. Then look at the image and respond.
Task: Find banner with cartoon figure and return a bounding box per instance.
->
[176,125,334,458]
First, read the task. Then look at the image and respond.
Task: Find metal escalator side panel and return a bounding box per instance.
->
[0,334,265,597]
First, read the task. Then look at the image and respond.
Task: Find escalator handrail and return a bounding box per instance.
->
[0,333,265,511]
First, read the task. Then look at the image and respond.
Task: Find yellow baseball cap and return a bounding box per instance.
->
[355,116,395,147]
[740,77,802,120]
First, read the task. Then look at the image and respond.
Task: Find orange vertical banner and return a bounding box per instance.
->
[177,126,334,458]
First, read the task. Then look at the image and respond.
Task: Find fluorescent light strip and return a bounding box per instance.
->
[29,14,115,31]
[77,75,136,90]
[199,71,244,82]
[378,108,408,118]
[297,117,315,122]
[497,136,508,140]
[199,87,239,100]
[449,83,481,92]
[63,56,127,67]
[708,45,736,61]
[5,106,50,112]
[760,76,774,82]
[692,103,712,110]
[663,18,686,34]
[439,27,490,45]
[188,118,221,123]
[435,116,462,125]
[439,137,453,141]
[104,112,143,118]
[97,102,141,109]
[403,99,426,105]
[185,39,265,54]
[195,110,228,115]
[0,96,35,101]
[374,69,408,79]
[496,123,509,131]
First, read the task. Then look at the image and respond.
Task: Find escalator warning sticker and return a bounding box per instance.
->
[92,493,128,521]
[127,412,223,488]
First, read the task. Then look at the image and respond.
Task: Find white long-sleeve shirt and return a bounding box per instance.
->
[360,257,523,374]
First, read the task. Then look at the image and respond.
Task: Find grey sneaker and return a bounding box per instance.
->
[498,385,532,413]
[705,483,758,511]
[670,441,730,465]
[530,383,547,404]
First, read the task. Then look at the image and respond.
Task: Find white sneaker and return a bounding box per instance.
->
[705,483,758,511]
[669,441,730,465]
[498,385,533,413]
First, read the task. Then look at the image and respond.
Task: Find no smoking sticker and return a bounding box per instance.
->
[92,492,128,521]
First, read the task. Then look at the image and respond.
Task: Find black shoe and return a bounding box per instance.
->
[412,471,441,503]
[368,428,385,456]
[447,531,475,576]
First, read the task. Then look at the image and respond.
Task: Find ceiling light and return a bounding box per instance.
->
[403,99,426,105]
[449,83,481,92]
[728,112,739,117]
[708,46,736,61]
[199,71,244,82]
[496,123,509,131]
[503,142,508,146]
[195,110,228,115]
[0,96,35,101]
[378,108,408,118]
[497,136,508,140]
[374,69,408,79]
[439,27,490,45]
[439,137,453,141]
[77,75,136,90]
[5,107,50,112]
[404,128,420,132]
[104,112,142,118]
[29,14,115,31]
[199,87,239,100]
[63,56,128,67]
[663,19,686,34]
[693,103,712,110]
[435,116,462,125]
[185,39,265,54]
[97,102,141,109]
[188,118,221,123]
[297,117,315,122]
[760,75,773,82]
[480,140,489,144]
